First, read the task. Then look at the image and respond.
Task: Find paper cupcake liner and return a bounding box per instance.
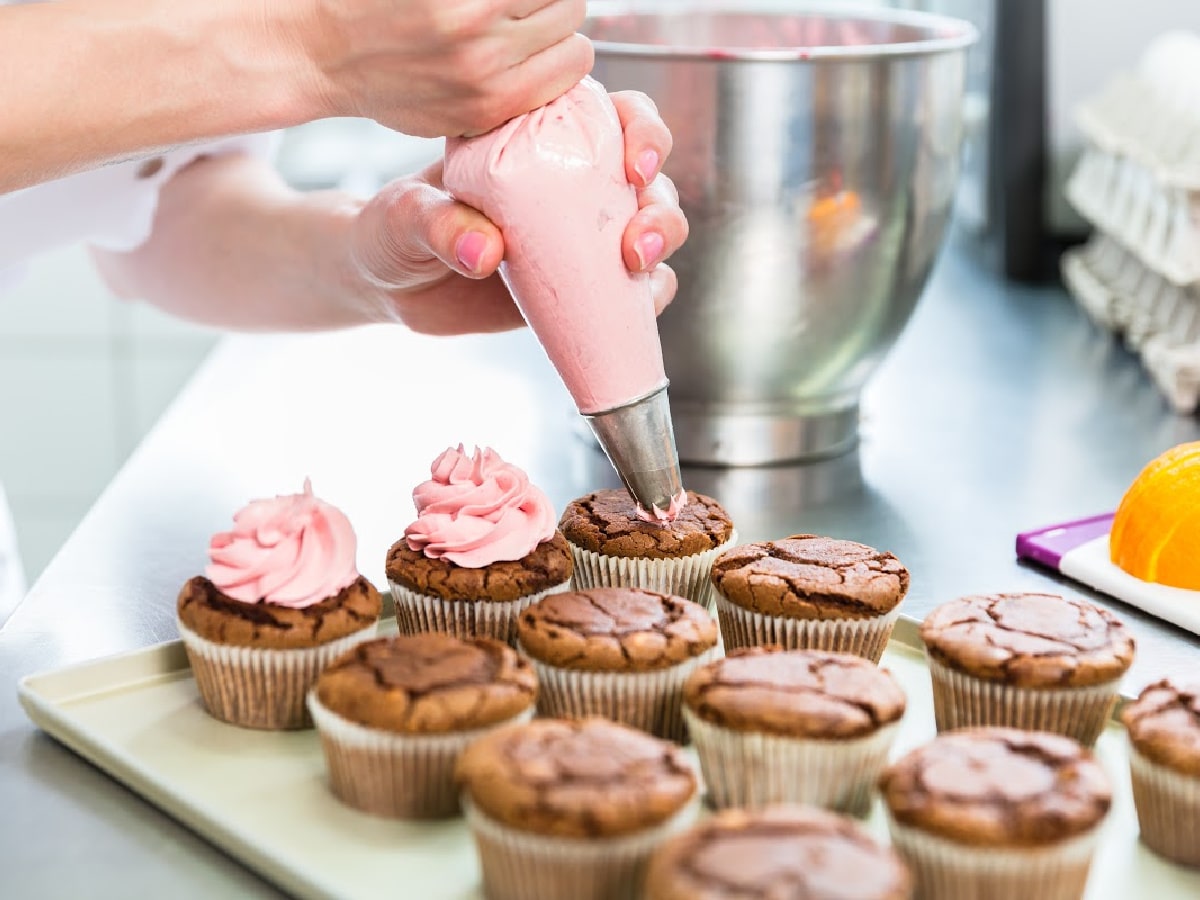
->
[387,579,571,647]
[926,655,1119,747]
[463,794,699,900]
[886,815,1100,900]
[1129,743,1200,867]
[178,622,376,731]
[527,644,721,743]
[684,711,899,816]
[308,695,534,819]
[713,592,899,663]
[567,531,738,608]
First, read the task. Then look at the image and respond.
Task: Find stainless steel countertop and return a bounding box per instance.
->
[3,236,1199,897]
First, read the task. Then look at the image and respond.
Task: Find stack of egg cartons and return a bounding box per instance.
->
[1062,31,1200,413]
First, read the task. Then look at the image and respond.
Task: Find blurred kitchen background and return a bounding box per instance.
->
[2,0,1198,585]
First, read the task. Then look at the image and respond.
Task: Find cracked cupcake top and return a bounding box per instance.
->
[1122,677,1200,776]
[683,647,907,739]
[710,535,908,621]
[455,718,697,838]
[517,587,718,672]
[558,489,734,559]
[314,633,536,734]
[644,806,911,900]
[879,727,1112,847]
[919,592,1134,687]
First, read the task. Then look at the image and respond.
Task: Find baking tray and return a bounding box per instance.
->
[18,615,1200,900]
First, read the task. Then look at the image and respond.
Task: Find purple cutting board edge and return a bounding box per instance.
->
[1015,513,1116,571]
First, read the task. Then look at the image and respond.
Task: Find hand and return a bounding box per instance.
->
[349,91,688,335]
[275,0,594,137]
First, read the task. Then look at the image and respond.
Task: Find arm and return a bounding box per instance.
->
[0,0,591,195]
[92,93,687,336]
[0,0,309,193]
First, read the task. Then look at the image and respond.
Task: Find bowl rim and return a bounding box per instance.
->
[585,1,980,62]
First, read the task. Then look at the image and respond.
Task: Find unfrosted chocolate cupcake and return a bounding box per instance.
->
[387,446,573,645]
[683,647,906,815]
[456,717,699,900]
[644,806,912,900]
[710,535,908,662]
[1122,677,1200,866]
[308,633,536,818]
[920,592,1134,745]
[880,728,1111,900]
[558,488,736,606]
[517,587,718,740]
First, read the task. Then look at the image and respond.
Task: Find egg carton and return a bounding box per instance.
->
[1066,31,1200,288]
[1062,233,1200,414]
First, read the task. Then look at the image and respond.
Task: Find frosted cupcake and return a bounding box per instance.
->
[177,479,381,730]
[557,488,736,607]
[386,445,573,646]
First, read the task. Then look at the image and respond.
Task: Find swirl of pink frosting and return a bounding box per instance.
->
[404,445,557,568]
[206,479,359,608]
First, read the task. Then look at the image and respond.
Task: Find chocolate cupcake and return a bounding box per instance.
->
[386,446,573,646]
[710,535,908,662]
[308,632,536,818]
[516,587,719,741]
[177,480,381,730]
[1122,677,1200,866]
[558,488,736,606]
[683,647,906,815]
[456,717,699,900]
[880,728,1111,900]
[920,592,1135,745]
[644,805,912,900]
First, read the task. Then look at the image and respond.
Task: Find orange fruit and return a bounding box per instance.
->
[1111,441,1200,590]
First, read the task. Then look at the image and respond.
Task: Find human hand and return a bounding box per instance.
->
[349,91,688,335]
[275,0,594,137]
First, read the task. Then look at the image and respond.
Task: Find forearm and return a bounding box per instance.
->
[92,153,390,332]
[0,0,316,193]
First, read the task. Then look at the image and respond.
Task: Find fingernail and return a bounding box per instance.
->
[455,232,488,274]
[634,232,665,270]
[635,149,660,185]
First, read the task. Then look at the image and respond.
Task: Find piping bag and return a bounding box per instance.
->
[444,77,685,521]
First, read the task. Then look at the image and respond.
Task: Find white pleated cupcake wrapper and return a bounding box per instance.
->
[713,592,899,663]
[567,532,738,608]
[307,695,534,819]
[387,579,571,647]
[1128,743,1200,867]
[684,711,899,816]
[926,655,1120,747]
[463,795,699,900]
[178,622,376,731]
[528,645,721,743]
[886,815,1101,900]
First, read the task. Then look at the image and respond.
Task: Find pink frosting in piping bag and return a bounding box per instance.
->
[404,445,557,568]
[443,77,668,416]
[206,479,359,608]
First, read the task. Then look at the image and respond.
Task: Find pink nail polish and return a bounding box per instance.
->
[635,149,660,185]
[635,232,665,270]
[455,232,487,274]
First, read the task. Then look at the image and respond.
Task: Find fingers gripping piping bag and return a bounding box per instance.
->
[444,77,686,523]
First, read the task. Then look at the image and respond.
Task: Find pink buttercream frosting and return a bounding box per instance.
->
[635,489,688,525]
[404,445,557,568]
[444,76,668,415]
[206,479,359,608]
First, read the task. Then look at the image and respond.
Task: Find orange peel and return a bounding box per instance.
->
[1111,441,1200,590]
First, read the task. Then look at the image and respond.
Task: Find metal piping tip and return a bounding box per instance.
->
[583,384,684,517]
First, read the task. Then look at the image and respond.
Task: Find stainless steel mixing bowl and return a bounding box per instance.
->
[586,3,977,464]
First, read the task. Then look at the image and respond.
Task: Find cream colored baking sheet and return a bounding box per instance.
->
[18,617,1200,900]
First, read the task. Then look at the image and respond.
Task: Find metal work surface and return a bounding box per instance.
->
[3,237,1199,897]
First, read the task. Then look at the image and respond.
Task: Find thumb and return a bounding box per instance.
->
[355,173,504,290]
